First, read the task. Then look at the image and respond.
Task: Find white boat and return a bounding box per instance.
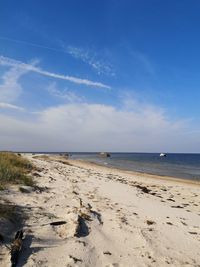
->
[160,153,167,157]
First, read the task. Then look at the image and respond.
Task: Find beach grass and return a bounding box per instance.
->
[0,152,34,189]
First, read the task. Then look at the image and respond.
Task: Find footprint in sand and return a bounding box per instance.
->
[166,222,173,225]
[167,198,175,202]
[120,216,129,225]
[146,220,156,226]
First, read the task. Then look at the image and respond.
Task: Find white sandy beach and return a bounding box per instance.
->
[0,154,200,267]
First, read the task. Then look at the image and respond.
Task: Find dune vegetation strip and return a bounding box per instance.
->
[0,152,34,190]
[0,152,34,266]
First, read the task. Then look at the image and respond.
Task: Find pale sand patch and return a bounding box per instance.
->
[0,153,199,267]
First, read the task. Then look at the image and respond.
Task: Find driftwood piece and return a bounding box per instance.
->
[10,230,23,267]
[49,221,67,226]
[41,220,67,226]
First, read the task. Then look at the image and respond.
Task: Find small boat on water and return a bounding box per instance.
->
[160,153,167,157]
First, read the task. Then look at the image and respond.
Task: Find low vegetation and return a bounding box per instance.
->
[0,153,33,242]
[0,152,34,189]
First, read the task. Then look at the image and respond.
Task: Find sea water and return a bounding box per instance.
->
[70,153,200,181]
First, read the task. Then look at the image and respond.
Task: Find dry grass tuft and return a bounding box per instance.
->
[0,152,34,188]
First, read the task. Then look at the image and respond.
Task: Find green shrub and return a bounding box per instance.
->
[0,152,34,187]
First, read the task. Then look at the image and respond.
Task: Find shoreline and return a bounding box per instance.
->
[15,152,200,183]
[68,158,200,187]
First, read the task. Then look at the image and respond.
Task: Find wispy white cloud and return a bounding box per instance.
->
[47,82,83,102]
[0,100,198,152]
[66,46,115,76]
[0,102,24,111]
[0,56,110,89]
[0,64,30,103]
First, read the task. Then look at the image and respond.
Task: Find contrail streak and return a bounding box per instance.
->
[0,36,63,53]
[0,56,110,89]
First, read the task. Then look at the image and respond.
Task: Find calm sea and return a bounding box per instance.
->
[69,153,200,181]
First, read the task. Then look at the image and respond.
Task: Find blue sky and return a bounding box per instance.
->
[0,0,200,152]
